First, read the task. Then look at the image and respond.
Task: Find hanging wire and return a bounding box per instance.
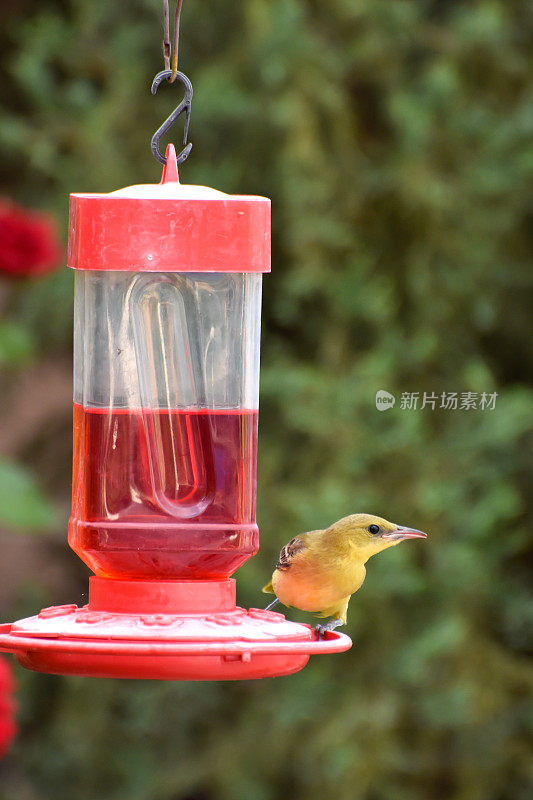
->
[152,0,192,165]
[171,0,184,81]
[162,0,184,83]
[162,0,171,72]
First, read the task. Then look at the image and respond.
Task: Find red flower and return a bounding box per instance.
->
[0,200,63,279]
[0,657,17,759]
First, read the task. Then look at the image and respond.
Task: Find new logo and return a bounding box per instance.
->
[375,390,396,411]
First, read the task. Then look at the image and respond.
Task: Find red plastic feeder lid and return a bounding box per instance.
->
[68,144,271,273]
[0,578,351,681]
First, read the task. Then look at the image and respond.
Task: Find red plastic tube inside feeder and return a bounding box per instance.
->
[0,146,351,680]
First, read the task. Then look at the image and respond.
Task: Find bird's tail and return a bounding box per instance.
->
[262,580,274,594]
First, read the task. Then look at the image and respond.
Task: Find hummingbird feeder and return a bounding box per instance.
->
[0,63,351,680]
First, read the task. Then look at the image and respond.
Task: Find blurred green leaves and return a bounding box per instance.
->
[0,458,57,531]
[0,320,35,366]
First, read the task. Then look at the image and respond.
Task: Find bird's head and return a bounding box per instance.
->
[327,513,427,560]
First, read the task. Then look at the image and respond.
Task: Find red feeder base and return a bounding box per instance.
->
[0,578,351,680]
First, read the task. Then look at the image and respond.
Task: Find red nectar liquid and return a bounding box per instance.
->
[69,404,259,579]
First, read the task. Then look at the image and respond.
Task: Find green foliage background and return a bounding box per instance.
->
[0,1,532,798]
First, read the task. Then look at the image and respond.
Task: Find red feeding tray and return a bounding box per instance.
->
[0,579,351,680]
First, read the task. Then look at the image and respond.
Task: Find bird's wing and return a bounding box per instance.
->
[276,534,311,570]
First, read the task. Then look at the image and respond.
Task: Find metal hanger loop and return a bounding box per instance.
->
[150,69,193,166]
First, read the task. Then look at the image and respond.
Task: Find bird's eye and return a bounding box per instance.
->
[368,524,380,535]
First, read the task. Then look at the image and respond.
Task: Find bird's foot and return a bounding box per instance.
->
[315,619,344,640]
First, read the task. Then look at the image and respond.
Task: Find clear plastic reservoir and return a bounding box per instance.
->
[69,270,262,579]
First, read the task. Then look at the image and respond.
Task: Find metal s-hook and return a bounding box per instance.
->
[151,69,193,166]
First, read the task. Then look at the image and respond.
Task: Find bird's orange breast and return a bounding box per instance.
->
[272,560,365,613]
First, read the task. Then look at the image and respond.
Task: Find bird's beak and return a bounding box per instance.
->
[381,525,428,541]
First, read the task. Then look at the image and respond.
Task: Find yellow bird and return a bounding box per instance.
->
[262,513,427,637]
